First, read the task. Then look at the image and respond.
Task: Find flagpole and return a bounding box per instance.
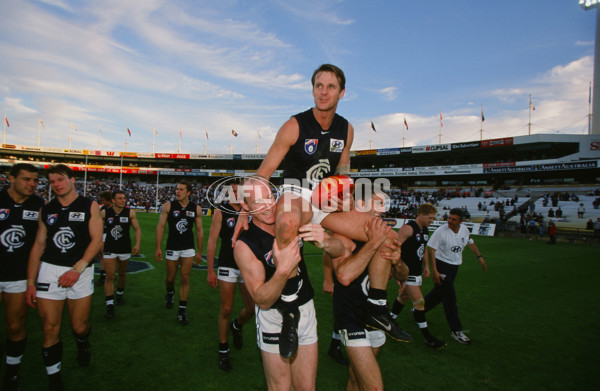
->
[119,153,123,190]
[480,104,484,141]
[369,120,372,149]
[439,110,443,144]
[83,155,88,197]
[204,130,207,154]
[589,81,593,135]
[402,127,405,148]
[152,128,156,154]
[156,170,160,211]
[2,113,6,144]
[37,117,41,147]
[528,95,532,135]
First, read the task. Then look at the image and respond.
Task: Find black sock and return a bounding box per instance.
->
[391,299,405,316]
[413,309,434,340]
[329,337,341,349]
[232,318,242,330]
[5,338,26,380]
[367,288,388,316]
[105,295,114,306]
[42,341,63,384]
[100,270,106,277]
[219,342,229,354]
[116,289,124,296]
[178,300,187,314]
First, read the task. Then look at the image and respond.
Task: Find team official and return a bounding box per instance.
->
[424,208,488,345]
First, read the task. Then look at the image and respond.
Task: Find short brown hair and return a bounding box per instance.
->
[311,64,346,91]
[417,203,437,216]
[178,180,192,193]
[47,164,74,178]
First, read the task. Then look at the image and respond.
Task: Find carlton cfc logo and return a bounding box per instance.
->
[0,225,26,252]
[0,209,9,221]
[53,227,76,253]
[173,210,180,218]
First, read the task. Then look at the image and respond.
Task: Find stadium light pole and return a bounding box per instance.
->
[580,0,600,134]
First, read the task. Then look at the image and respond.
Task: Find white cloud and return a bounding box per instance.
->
[376,87,397,101]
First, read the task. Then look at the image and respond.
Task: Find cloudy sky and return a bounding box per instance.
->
[0,0,595,154]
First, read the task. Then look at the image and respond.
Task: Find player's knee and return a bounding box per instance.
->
[180,274,190,285]
[71,320,89,337]
[42,321,61,340]
[413,297,425,310]
[275,212,301,243]
[221,303,233,318]
[5,318,25,337]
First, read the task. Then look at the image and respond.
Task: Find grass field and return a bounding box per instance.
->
[3,212,600,390]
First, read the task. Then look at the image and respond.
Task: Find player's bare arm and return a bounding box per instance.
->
[25,215,47,308]
[194,204,204,265]
[256,117,300,180]
[130,209,142,256]
[155,201,171,262]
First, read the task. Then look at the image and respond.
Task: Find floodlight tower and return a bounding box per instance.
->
[581,0,600,134]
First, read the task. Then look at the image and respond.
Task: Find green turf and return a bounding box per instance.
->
[2,213,600,390]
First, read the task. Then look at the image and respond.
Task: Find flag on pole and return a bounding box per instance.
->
[70,122,78,132]
[127,128,132,137]
[231,129,238,137]
[39,118,46,129]
[403,116,408,130]
[4,115,9,127]
[440,111,443,127]
[179,130,182,139]
[154,128,158,136]
[481,106,485,122]
[205,130,209,140]
[257,130,261,139]
[529,96,535,111]
[370,121,376,132]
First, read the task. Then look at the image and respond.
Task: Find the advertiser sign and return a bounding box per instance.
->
[451,141,480,150]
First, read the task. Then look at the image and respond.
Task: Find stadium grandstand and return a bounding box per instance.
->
[2,133,600,243]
